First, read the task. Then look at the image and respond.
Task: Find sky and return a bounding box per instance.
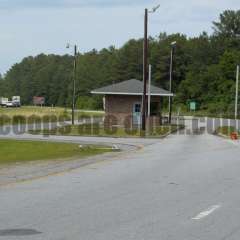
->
[0,0,239,74]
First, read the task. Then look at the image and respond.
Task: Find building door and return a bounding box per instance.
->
[133,103,141,125]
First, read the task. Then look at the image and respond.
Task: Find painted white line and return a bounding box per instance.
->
[192,205,221,220]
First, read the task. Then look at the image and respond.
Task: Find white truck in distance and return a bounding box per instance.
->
[0,96,21,107]
[0,97,8,106]
[12,96,21,107]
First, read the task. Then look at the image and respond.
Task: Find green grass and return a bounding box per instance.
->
[0,106,70,125]
[0,106,68,117]
[216,126,239,137]
[30,124,182,138]
[77,110,105,118]
[0,106,104,126]
[170,109,240,120]
[0,139,112,166]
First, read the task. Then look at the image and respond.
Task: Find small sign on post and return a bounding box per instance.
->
[33,96,45,106]
[190,101,197,111]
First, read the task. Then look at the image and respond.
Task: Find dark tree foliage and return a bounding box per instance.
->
[0,73,4,94]
[1,10,240,113]
[213,10,240,38]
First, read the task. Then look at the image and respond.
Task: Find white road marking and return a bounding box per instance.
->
[192,205,221,220]
[112,144,119,150]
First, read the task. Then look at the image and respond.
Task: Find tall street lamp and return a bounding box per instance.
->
[142,4,160,132]
[168,41,177,124]
[67,44,77,125]
[235,65,239,120]
[235,34,240,120]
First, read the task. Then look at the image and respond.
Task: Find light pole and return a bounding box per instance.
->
[235,65,239,120]
[148,64,152,118]
[168,41,176,124]
[67,44,77,125]
[142,4,160,132]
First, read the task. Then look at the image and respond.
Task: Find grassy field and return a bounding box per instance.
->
[30,123,182,138]
[0,139,112,166]
[0,106,104,125]
[216,126,239,137]
[169,109,240,120]
[0,106,68,117]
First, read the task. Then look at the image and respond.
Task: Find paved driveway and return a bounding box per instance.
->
[1,131,240,239]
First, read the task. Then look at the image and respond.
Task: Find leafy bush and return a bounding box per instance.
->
[75,96,103,110]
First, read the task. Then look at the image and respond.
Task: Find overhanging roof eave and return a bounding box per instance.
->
[91,91,174,97]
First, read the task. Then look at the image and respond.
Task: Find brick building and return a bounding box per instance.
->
[91,79,173,126]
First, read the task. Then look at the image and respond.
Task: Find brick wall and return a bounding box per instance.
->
[104,95,162,127]
[105,95,140,114]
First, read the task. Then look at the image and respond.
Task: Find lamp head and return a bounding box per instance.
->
[149,4,160,13]
[152,4,160,12]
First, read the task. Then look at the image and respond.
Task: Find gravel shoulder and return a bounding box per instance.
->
[0,134,155,186]
[0,151,125,186]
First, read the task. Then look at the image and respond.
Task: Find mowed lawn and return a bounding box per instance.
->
[0,106,68,118]
[0,106,104,125]
[0,106,70,125]
[0,139,112,165]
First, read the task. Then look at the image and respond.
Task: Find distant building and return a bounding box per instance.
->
[91,79,173,126]
[33,96,45,106]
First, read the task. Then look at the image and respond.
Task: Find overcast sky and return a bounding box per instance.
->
[0,0,239,74]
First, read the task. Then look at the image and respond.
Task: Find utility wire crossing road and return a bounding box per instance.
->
[1,132,240,239]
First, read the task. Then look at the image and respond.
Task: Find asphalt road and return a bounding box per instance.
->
[1,131,240,239]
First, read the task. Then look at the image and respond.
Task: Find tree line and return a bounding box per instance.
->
[0,10,240,114]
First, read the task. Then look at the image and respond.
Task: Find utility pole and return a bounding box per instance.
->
[168,41,176,124]
[142,8,148,132]
[72,45,77,125]
[235,65,239,120]
[142,4,160,132]
[67,43,77,125]
[148,64,152,117]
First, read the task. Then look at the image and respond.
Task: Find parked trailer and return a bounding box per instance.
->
[0,97,8,106]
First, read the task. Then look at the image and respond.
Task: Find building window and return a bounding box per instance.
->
[134,103,141,113]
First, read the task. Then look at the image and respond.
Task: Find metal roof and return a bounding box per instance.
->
[91,79,173,96]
